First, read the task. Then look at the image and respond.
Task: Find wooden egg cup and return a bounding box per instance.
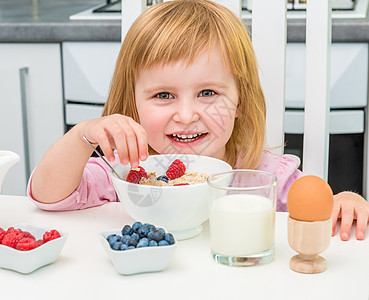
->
[287,216,331,274]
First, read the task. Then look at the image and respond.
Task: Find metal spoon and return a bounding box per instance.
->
[82,135,123,180]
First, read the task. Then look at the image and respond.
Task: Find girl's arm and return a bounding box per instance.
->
[331,191,369,240]
[31,114,148,204]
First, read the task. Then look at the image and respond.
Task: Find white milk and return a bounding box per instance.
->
[209,194,275,256]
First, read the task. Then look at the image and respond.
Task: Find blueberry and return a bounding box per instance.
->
[147,230,165,242]
[127,246,136,250]
[148,240,158,247]
[147,224,156,232]
[121,235,130,244]
[112,241,123,250]
[158,240,169,246]
[107,234,117,240]
[132,221,142,233]
[127,238,137,247]
[137,239,149,248]
[108,235,119,247]
[122,225,133,235]
[131,233,140,242]
[157,175,169,183]
[164,233,175,245]
[120,244,128,251]
[138,225,149,238]
[140,237,149,244]
[157,228,165,234]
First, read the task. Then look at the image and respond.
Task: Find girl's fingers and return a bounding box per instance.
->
[97,130,115,162]
[331,200,341,236]
[110,128,129,165]
[340,206,354,241]
[124,127,139,168]
[128,119,148,161]
[83,115,148,167]
[355,210,369,240]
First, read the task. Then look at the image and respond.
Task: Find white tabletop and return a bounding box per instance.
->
[0,195,368,300]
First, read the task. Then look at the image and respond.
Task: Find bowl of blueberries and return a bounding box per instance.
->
[110,154,232,240]
[100,221,177,275]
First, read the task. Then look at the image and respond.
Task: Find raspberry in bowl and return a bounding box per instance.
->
[0,223,67,274]
[109,154,232,240]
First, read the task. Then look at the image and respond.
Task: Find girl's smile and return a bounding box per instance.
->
[134,46,239,160]
[167,132,208,148]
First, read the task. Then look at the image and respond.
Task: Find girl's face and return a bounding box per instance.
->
[135,46,239,160]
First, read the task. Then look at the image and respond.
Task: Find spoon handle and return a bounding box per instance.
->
[82,135,123,180]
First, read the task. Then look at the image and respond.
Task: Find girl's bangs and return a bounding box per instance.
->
[134,4,223,69]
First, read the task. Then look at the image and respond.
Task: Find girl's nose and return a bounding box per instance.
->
[172,99,200,123]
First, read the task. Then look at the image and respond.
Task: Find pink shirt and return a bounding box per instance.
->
[27,150,303,212]
[248,150,303,211]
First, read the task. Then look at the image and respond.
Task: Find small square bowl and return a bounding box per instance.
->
[0,223,67,274]
[99,228,177,275]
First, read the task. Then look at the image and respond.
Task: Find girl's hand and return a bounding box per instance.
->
[80,114,148,167]
[331,191,369,241]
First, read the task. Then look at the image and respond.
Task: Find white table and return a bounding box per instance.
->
[0,195,368,300]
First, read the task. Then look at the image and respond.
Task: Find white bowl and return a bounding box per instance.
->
[99,228,177,275]
[0,223,67,274]
[110,154,232,239]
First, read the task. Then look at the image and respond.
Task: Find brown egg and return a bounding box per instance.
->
[287,175,333,222]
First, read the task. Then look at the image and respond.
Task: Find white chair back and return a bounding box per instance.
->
[120,0,332,180]
[252,0,331,181]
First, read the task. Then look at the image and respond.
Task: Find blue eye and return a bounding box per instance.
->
[155,92,173,99]
[199,90,215,97]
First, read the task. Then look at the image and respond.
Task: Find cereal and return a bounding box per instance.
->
[125,159,207,186]
[139,171,207,186]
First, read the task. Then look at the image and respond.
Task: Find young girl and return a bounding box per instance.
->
[28,0,369,241]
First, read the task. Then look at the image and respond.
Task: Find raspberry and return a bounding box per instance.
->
[138,166,148,179]
[43,230,61,243]
[126,166,148,184]
[166,159,186,180]
[126,170,141,183]
[16,237,37,251]
[36,239,44,247]
[173,183,190,186]
[21,231,36,240]
[0,228,5,243]
[2,232,24,248]
[6,228,25,237]
[6,227,16,234]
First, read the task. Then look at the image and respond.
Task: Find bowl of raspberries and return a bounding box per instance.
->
[0,224,67,274]
[100,221,177,275]
[110,154,232,240]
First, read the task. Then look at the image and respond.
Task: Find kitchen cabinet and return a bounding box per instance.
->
[0,43,64,195]
[62,42,121,125]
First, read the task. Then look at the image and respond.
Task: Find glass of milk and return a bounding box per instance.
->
[207,170,277,266]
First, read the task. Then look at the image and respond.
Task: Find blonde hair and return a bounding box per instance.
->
[103,0,266,169]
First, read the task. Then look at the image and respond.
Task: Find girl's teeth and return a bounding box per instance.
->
[170,133,203,141]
